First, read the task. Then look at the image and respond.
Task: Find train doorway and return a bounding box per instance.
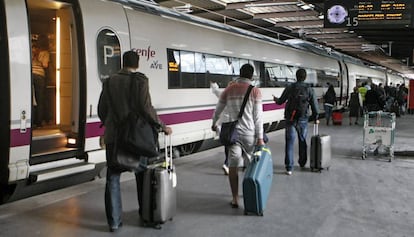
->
[0,0,10,185]
[28,0,83,164]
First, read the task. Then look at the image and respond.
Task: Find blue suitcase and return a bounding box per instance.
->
[243,146,273,216]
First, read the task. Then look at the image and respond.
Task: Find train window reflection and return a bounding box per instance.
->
[168,49,244,89]
[194,53,206,73]
[264,62,339,88]
[180,51,195,72]
[167,48,339,89]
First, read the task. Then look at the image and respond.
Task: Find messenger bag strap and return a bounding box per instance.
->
[237,85,254,119]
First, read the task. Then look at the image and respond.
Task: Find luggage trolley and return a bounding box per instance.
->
[362,111,396,162]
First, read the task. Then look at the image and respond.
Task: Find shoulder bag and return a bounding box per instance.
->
[219,85,254,146]
[106,75,159,171]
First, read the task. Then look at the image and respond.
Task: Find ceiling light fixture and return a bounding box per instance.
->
[298,3,314,10]
[173,3,192,13]
[245,1,300,8]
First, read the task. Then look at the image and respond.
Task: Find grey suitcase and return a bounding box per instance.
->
[310,124,331,172]
[141,135,177,229]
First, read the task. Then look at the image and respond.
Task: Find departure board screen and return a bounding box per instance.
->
[324,0,413,29]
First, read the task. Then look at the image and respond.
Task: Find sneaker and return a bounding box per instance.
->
[222,164,229,175]
[285,171,292,176]
[109,222,123,232]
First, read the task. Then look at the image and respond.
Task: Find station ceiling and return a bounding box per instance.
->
[152,0,414,78]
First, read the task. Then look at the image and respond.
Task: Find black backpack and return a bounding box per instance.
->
[286,83,310,121]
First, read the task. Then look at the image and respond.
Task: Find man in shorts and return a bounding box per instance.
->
[211,63,265,208]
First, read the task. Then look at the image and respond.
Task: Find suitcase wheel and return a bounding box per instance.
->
[311,168,322,173]
[143,221,162,230]
[244,211,264,216]
[153,224,162,230]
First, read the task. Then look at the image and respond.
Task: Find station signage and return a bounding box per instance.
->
[324,0,413,29]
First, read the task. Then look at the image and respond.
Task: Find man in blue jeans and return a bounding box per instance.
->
[98,51,172,232]
[273,68,319,175]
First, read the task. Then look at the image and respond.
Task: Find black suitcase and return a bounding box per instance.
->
[141,135,177,229]
[310,124,331,172]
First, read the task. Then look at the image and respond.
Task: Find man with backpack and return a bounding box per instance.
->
[273,68,319,175]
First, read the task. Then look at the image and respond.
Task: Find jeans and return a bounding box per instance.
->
[285,118,308,171]
[104,144,144,228]
[33,74,46,126]
[324,104,333,125]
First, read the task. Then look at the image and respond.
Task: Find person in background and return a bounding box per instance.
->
[365,83,383,112]
[358,82,368,113]
[211,64,264,208]
[396,84,408,115]
[323,84,336,126]
[98,50,172,232]
[32,35,50,127]
[273,68,319,175]
[348,86,361,125]
[377,83,386,105]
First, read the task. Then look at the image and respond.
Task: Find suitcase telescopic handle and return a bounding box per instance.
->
[164,134,173,169]
[313,123,319,136]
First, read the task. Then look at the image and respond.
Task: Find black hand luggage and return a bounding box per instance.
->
[310,124,331,172]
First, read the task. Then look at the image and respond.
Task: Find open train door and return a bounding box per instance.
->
[28,0,87,166]
[0,0,10,191]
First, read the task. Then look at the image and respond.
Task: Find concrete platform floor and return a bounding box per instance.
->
[1,114,413,237]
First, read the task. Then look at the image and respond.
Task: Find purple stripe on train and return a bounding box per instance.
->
[10,129,31,147]
[11,103,284,147]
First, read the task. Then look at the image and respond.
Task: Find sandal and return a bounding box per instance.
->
[230,201,239,208]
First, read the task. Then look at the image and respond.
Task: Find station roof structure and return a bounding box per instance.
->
[152,0,414,79]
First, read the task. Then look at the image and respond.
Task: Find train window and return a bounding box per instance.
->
[263,62,340,88]
[167,48,342,89]
[96,29,121,83]
[264,63,297,87]
[168,49,237,89]
[194,53,206,73]
[180,51,195,73]
[317,70,340,87]
[167,49,262,89]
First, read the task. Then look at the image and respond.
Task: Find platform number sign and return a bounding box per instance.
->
[324,0,413,29]
[324,0,358,28]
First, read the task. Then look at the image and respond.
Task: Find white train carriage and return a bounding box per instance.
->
[0,0,405,203]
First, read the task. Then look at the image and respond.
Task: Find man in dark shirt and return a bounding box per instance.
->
[273,68,319,175]
[98,50,172,232]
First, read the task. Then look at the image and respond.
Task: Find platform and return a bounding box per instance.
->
[1,114,414,237]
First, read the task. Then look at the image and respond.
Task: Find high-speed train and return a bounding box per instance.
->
[0,0,406,203]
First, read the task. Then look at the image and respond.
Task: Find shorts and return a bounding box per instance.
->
[227,134,255,168]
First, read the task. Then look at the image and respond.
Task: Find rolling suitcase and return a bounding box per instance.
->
[141,135,177,229]
[332,111,343,125]
[243,145,273,216]
[310,124,331,172]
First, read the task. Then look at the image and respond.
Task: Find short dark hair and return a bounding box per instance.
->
[123,50,139,68]
[240,64,254,79]
[296,68,306,82]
